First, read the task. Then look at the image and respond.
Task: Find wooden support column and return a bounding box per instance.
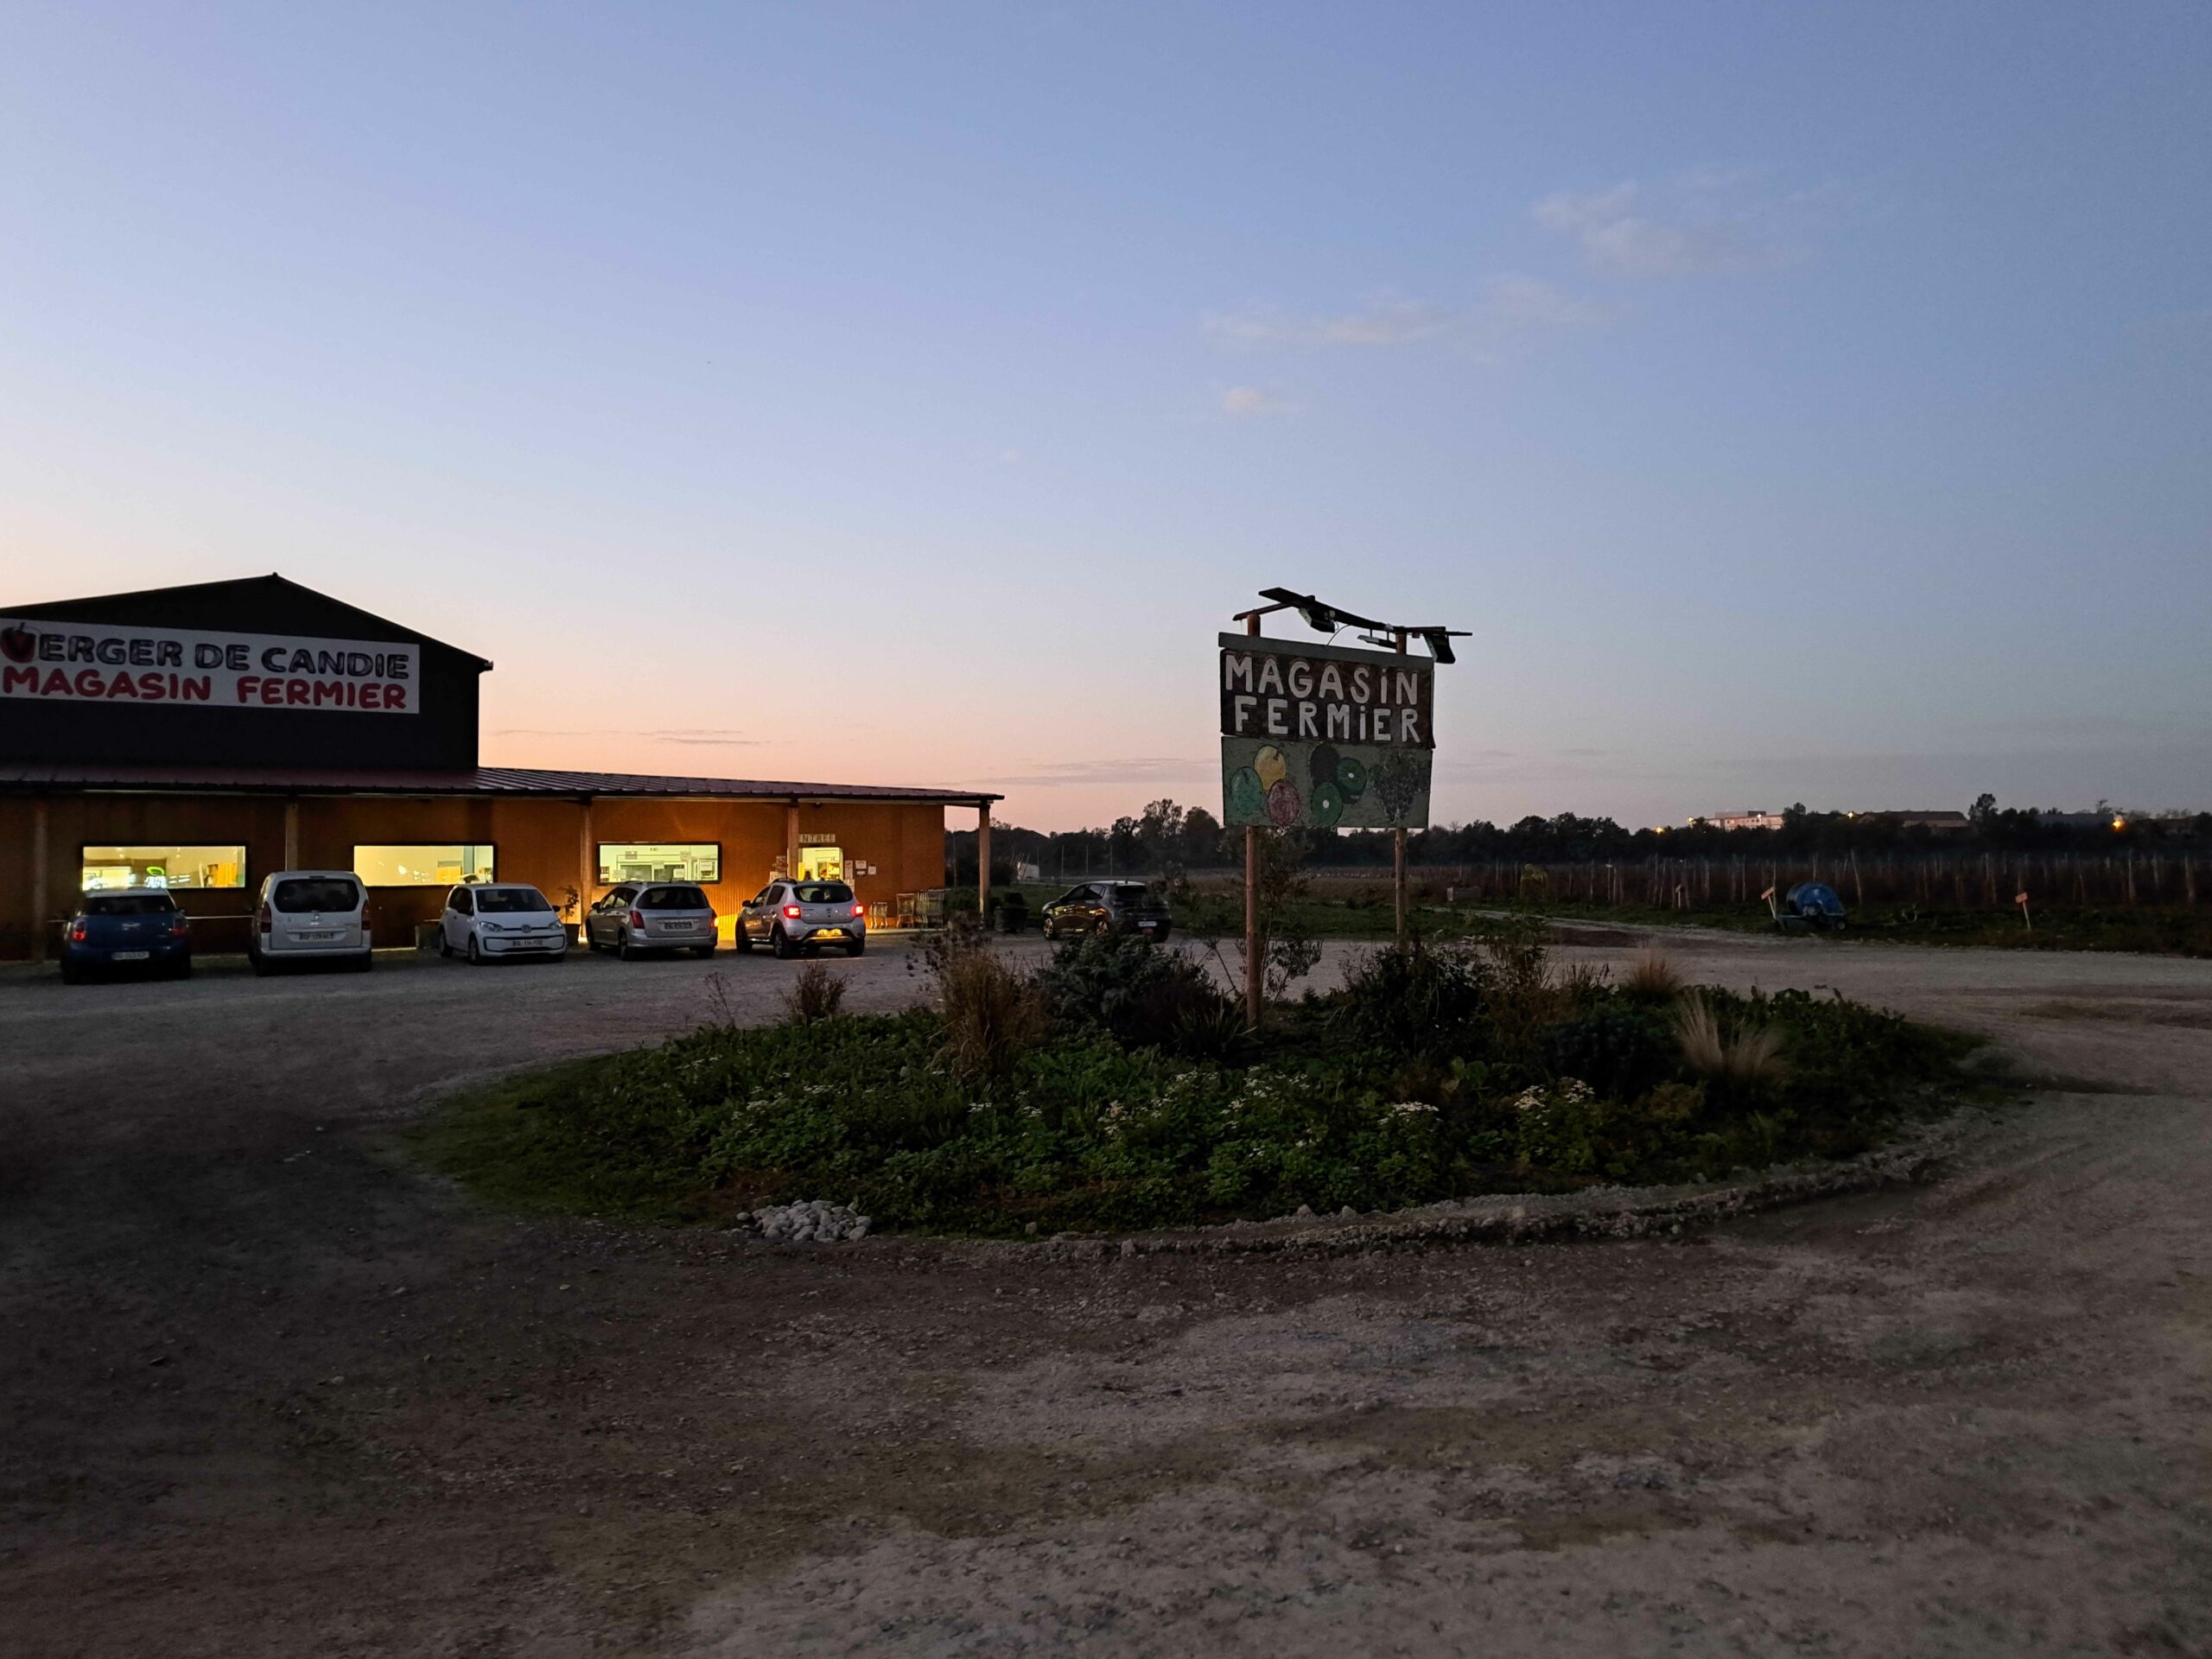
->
[578,798,594,918]
[29,797,49,964]
[976,803,992,925]
[283,798,301,871]
[1244,611,1262,1030]
[785,801,800,879]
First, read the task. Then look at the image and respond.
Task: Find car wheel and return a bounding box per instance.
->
[618,931,640,963]
[692,942,715,957]
[60,959,84,985]
[847,937,866,957]
[1094,916,1114,938]
[771,926,797,960]
[249,948,273,977]
[172,957,194,980]
[467,936,484,965]
[734,925,753,954]
[437,931,453,958]
[353,950,373,972]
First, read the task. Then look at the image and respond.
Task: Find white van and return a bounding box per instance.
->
[250,871,373,974]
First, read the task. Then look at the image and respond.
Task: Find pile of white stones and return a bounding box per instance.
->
[743,1199,872,1243]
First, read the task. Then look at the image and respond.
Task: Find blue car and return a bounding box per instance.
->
[61,888,193,983]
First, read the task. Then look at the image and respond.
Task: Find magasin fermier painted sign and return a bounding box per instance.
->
[1218,632,1433,831]
[0,620,421,715]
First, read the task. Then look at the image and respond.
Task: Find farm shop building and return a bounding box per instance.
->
[0,575,999,961]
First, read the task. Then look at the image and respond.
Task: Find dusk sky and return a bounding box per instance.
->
[3,3,2207,831]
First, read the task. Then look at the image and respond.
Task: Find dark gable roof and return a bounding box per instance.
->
[0,761,1000,806]
[5,573,493,671]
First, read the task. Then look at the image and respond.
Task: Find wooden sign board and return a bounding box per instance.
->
[1218,633,1434,831]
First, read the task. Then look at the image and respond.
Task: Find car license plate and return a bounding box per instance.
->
[298,931,337,941]
[112,950,150,961]
[664,921,693,931]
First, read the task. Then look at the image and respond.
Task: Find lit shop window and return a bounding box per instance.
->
[596,842,721,884]
[352,844,496,887]
[81,843,246,892]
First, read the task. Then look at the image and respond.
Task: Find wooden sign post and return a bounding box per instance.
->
[1224,590,1460,1027]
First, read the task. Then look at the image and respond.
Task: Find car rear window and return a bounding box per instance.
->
[794,882,853,905]
[272,878,360,912]
[474,887,551,913]
[639,885,709,910]
[1109,884,1153,900]
[84,893,178,916]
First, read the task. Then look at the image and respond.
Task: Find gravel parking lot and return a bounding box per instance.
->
[3,929,2210,1656]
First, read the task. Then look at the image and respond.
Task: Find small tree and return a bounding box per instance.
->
[1180,829,1320,1016]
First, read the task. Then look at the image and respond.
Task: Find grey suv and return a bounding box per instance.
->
[738,880,867,957]
[1040,881,1173,941]
[585,882,718,959]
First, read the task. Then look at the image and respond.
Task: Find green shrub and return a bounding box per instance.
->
[1332,939,1491,1056]
[1540,1001,1675,1101]
[1038,933,1230,1052]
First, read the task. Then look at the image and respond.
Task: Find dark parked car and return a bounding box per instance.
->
[61,888,192,982]
[1039,881,1172,942]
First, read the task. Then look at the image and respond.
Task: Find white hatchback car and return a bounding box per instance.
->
[251,871,372,974]
[440,882,568,964]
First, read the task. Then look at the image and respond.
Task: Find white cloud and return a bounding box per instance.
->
[1206,294,1450,349]
[976,757,1213,788]
[1534,170,1827,276]
[1219,385,1299,417]
[1205,280,1610,366]
[1478,275,1617,332]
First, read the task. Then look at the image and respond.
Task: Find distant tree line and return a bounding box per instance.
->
[949,794,2212,882]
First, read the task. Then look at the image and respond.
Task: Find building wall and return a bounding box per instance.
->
[1,793,949,959]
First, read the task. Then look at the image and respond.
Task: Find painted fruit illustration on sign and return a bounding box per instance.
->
[1308,779,1344,828]
[1265,778,1303,826]
[0,626,33,664]
[1335,755,1367,800]
[1227,766,1266,822]
[1309,743,1340,791]
[1254,745,1289,790]
[1370,752,1423,823]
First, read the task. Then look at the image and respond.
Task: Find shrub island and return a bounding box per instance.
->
[420,930,1988,1236]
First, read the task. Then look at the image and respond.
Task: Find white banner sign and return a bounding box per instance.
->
[0,619,421,715]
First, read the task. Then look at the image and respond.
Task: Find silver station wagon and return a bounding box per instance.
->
[584,882,719,960]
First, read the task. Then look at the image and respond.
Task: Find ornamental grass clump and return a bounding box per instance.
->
[1623,949,1687,1003]
[781,961,847,1026]
[936,938,1046,1086]
[1671,992,1787,1103]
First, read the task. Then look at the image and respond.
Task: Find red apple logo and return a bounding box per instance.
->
[0,626,34,664]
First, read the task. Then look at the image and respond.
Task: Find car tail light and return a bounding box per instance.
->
[852,902,865,918]
[257,902,271,932]
[783,904,801,919]
[169,915,190,936]
[628,909,645,929]
[68,920,87,942]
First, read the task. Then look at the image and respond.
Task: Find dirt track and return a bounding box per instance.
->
[3,932,2209,1656]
